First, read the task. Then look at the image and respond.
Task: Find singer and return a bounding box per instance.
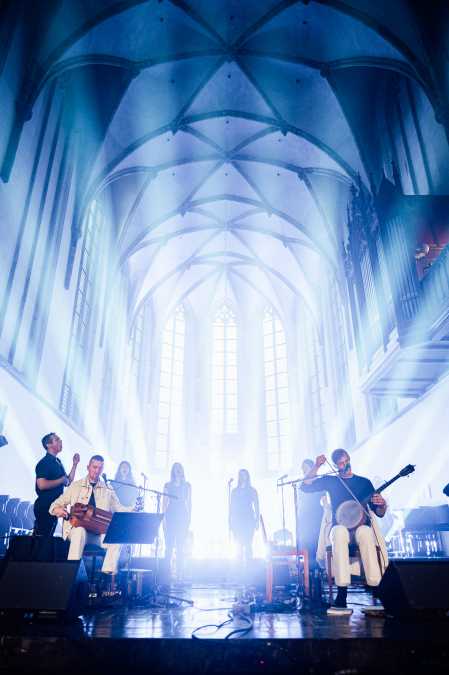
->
[49,455,134,575]
[112,460,139,506]
[229,469,260,564]
[162,462,192,584]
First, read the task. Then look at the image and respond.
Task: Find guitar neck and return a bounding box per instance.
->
[376,472,404,496]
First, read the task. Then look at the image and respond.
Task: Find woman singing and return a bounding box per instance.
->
[112,460,139,507]
[163,462,191,582]
[229,469,260,563]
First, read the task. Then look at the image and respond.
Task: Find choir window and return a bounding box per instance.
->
[211,304,238,435]
[156,305,185,469]
[263,306,289,471]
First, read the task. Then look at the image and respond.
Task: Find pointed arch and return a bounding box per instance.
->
[211,302,238,435]
[263,305,290,470]
[156,303,185,469]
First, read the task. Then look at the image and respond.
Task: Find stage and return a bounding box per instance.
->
[0,585,448,674]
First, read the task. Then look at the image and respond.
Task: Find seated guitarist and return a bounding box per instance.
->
[49,454,134,576]
[301,449,387,615]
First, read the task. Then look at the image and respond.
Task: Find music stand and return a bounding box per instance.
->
[104,513,193,607]
[104,513,162,546]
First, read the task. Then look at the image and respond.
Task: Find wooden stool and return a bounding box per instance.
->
[83,544,106,583]
[326,543,383,602]
[266,546,309,602]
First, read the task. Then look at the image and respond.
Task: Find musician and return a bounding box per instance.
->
[112,460,139,507]
[34,433,80,536]
[302,449,387,614]
[49,454,133,574]
[163,462,191,582]
[296,459,326,566]
[229,469,260,564]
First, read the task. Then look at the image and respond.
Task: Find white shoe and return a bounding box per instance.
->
[327,605,353,616]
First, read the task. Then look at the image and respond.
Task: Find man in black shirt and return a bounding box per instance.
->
[302,448,386,615]
[296,459,325,566]
[34,433,80,536]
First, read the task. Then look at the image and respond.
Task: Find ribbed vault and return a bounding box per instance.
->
[21,0,436,323]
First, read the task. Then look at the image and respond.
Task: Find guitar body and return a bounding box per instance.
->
[335,464,415,533]
[69,502,113,535]
[336,500,367,531]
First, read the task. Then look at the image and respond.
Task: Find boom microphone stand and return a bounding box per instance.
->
[278,472,336,606]
[277,474,288,546]
[105,477,192,607]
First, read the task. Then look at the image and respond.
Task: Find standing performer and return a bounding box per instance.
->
[301,449,387,615]
[49,454,134,575]
[112,460,139,507]
[296,459,326,567]
[229,469,260,564]
[163,462,191,582]
[34,433,79,536]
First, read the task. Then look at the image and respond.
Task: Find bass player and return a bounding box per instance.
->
[49,454,135,576]
[301,448,387,615]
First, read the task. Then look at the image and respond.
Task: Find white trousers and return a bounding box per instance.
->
[330,524,382,587]
[67,526,121,574]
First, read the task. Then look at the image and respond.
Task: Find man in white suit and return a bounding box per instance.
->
[49,454,134,574]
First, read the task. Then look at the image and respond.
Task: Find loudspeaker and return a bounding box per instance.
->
[7,534,69,562]
[377,559,449,616]
[0,560,88,620]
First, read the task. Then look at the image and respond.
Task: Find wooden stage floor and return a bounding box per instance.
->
[0,584,448,674]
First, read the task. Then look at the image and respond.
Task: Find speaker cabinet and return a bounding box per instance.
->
[0,560,88,620]
[377,559,449,616]
[7,534,69,562]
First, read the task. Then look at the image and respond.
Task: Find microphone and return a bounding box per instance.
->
[278,474,288,483]
[102,473,109,485]
[228,477,234,485]
[340,462,351,475]
[141,472,148,480]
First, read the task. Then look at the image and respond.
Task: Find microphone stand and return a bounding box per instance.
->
[277,471,337,606]
[278,480,287,546]
[105,478,188,607]
[140,473,147,557]
[227,479,233,545]
[107,478,177,503]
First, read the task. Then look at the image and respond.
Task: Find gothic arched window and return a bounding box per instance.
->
[156,304,185,469]
[60,200,104,425]
[211,304,238,435]
[263,306,289,470]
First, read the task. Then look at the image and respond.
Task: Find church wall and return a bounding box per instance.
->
[352,372,449,510]
[0,20,24,170]
[0,363,98,503]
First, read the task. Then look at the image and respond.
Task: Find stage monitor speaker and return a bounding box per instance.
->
[377,559,449,617]
[7,534,69,562]
[0,560,88,620]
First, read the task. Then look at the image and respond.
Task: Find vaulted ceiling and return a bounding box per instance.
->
[21,0,433,323]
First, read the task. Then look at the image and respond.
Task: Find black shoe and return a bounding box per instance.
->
[327,587,352,615]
